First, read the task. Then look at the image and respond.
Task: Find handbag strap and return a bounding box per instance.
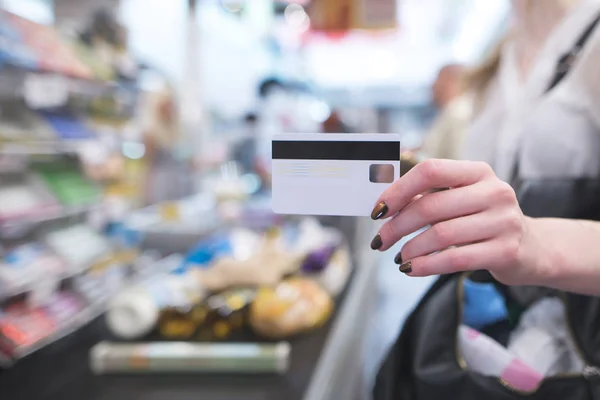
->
[546,12,600,93]
[510,12,600,188]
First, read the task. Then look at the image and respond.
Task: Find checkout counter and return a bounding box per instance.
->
[0,216,381,400]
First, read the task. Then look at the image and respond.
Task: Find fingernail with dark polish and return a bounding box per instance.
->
[399,261,413,274]
[371,201,388,220]
[394,252,403,264]
[370,234,383,250]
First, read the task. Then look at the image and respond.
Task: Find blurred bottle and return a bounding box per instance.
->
[106,274,205,340]
[158,288,255,341]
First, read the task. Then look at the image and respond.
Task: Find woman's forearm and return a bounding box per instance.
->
[524,217,600,295]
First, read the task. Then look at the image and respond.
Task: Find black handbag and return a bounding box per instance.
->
[373,13,600,400]
[373,271,600,400]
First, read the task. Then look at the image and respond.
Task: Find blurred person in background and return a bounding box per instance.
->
[142,84,193,204]
[322,109,353,133]
[231,113,259,175]
[419,64,473,160]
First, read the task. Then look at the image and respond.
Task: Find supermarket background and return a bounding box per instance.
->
[0,0,507,399]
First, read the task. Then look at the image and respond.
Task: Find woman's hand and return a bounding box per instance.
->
[369,159,541,285]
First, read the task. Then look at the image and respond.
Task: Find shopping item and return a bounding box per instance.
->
[249,277,333,339]
[106,274,206,339]
[190,228,305,292]
[462,278,509,330]
[301,246,351,297]
[90,341,291,375]
[373,271,600,400]
[507,298,585,376]
[159,288,255,341]
[271,133,401,216]
[458,325,543,392]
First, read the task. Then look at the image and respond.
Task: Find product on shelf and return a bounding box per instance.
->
[2,11,93,78]
[43,224,112,270]
[129,193,219,234]
[106,273,206,340]
[69,39,115,82]
[249,277,334,339]
[0,102,56,144]
[32,160,100,206]
[0,243,66,298]
[90,341,291,375]
[0,179,59,225]
[0,13,39,69]
[42,291,87,324]
[158,288,256,341]
[0,303,57,354]
[39,112,97,141]
[0,172,63,228]
[77,262,126,305]
[207,162,249,202]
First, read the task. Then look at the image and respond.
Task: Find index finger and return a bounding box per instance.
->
[370,159,494,220]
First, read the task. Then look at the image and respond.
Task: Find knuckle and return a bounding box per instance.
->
[414,194,441,221]
[447,249,472,270]
[474,161,494,176]
[503,211,524,234]
[500,239,521,264]
[418,159,442,183]
[490,180,517,204]
[383,219,397,242]
[430,223,453,248]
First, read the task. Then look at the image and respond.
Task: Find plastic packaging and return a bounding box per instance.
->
[90,341,291,375]
[462,278,508,330]
[250,277,333,339]
[459,325,543,392]
[191,229,304,292]
[507,297,585,375]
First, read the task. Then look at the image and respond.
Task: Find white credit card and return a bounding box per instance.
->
[271,133,401,216]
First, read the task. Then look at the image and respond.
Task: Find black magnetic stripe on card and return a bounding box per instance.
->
[272,140,400,161]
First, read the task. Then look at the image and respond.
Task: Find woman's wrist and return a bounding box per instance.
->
[517,217,563,287]
[518,217,600,295]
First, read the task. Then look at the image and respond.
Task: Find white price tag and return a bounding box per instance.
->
[24,73,69,109]
[29,278,60,307]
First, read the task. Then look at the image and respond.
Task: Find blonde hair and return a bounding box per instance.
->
[461,35,508,115]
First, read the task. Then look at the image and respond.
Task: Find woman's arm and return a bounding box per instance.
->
[523,217,600,295]
[370,159,600,296]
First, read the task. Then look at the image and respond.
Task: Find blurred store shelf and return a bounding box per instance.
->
[0,254,182,367]
[0,139,96,156]
[0,64,139,110]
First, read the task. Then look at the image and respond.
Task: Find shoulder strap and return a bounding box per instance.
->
[510,13,600,189]
[546,12,600,93]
